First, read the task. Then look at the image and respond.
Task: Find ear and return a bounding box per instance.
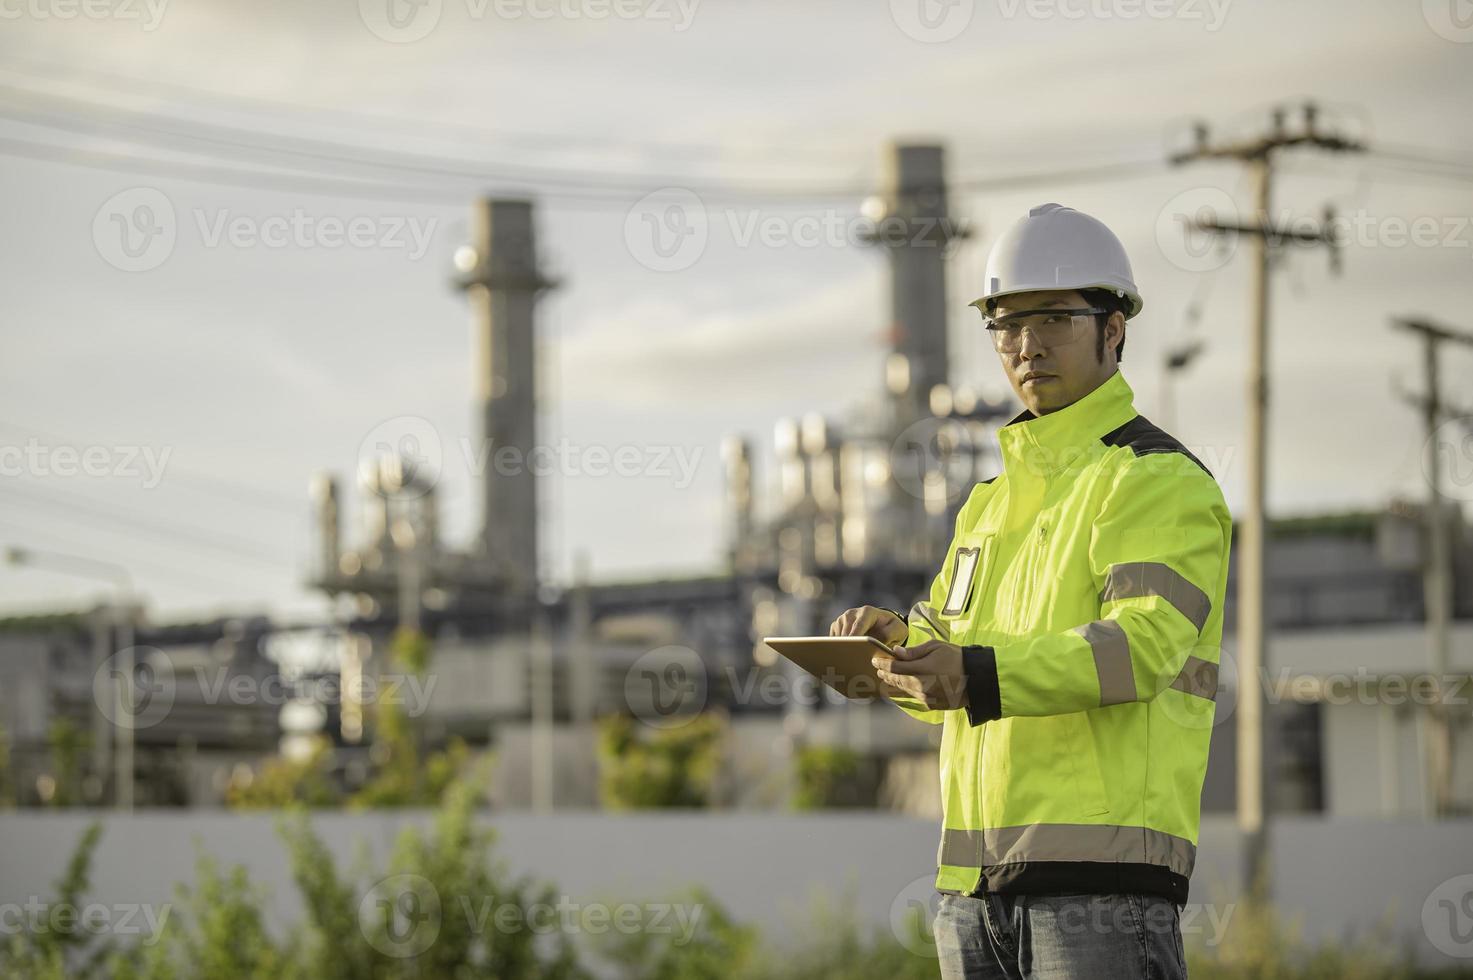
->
[1107,312,1126,355]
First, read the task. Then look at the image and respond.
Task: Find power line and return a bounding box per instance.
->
[0,83,874,201]
[0,55,856,166]
[0,480,296,568]
[0,419,306,515]
[0,516,279,596]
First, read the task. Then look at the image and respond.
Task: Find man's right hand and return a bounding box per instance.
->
[829,605,907,646]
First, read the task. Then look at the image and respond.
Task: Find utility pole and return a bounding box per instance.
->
[6,548,136,809]
[1170,102,1363,899]
[1392,317,1473,818]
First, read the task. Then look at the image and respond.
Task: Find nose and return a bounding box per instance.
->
[1018,326,1048,359]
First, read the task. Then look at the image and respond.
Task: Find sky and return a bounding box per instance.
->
[1,0,1471,621]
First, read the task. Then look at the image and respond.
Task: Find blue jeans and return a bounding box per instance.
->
[934,891,1188,979]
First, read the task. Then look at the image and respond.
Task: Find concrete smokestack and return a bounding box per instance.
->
[869,143,965,429]
[455,198,556,597]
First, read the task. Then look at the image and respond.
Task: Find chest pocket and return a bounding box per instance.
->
[937,532,997,642]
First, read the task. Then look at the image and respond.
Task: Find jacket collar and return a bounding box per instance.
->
[996,370,1139,478]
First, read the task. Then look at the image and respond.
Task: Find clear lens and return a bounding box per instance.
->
[986,312,1092,352]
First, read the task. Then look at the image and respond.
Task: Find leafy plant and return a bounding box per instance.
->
[597,712,724,810]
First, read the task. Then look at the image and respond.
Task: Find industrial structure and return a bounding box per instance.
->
[1,140,1468,815]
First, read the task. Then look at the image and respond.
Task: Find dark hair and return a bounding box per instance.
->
[1083,288,1129,363]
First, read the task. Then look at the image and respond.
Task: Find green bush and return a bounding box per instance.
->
[597,712,723,810]
[9,794,1473,980]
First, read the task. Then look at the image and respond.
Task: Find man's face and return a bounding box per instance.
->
[989,288,1125,416]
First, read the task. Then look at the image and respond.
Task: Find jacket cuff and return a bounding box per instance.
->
[962,645,1002,725]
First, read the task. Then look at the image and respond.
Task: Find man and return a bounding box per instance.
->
[831,203,1233,979]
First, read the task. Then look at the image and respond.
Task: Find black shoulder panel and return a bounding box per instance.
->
[1099,414,1213,478]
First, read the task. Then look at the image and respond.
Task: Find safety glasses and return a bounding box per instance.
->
[980,306,1107,353]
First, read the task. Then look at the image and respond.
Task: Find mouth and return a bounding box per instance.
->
[1021,373,1056,385]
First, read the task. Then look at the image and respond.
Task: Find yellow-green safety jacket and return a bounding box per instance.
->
[892,369,1233,904]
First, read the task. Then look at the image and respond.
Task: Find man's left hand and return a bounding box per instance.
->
[874,640,970,710]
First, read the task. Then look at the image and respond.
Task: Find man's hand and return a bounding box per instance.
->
[873,640,970,710]
[829,605,908,646]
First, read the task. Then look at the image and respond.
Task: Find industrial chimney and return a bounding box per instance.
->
[453,198,557,599]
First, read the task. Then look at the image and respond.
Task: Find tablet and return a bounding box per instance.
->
[761,636,909,701]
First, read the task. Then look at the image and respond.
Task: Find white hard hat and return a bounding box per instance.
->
[972,203,1143,319]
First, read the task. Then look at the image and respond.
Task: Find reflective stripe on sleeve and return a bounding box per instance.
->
[1169,655,1219,701]
[1074,620,1135,706]
[1099,561,1212,633]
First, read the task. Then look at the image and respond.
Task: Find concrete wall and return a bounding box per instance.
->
[0,812,1469,968]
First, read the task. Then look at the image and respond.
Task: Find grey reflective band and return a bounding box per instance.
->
[1169,655,1218,701]
[938,824,1197,878]
[908,601,951,642]
[1074,620,1135,706]
[1100,561,1212,633]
